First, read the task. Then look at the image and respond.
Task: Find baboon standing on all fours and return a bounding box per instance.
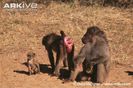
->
[27,52,40,75]
[42,31,75,77]
[66,26,110,83]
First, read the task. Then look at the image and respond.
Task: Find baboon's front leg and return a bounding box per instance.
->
[47,49,55,73]
[54,45,64,76]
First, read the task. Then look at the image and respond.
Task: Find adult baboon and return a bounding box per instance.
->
[42,31,74,77]
[27,52,40,75]
[66,26,110,83]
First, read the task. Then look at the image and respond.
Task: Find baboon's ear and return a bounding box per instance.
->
[33,53,36,57]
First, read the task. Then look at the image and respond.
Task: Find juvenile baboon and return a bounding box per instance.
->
[42,31,74,77]
[27,52,40,75]
[65,26,110,83]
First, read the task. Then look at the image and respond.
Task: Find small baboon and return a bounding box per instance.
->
[42,31,74,77]
[27,52,40,75]
[65,26,110,83]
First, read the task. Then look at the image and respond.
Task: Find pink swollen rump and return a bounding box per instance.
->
[64,37,73,53]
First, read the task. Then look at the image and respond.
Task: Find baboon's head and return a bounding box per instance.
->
[27,52,35,61]
[42,33,59,49]
[82,26,106,44]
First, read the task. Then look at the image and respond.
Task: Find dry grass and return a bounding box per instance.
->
[0,2,133,64]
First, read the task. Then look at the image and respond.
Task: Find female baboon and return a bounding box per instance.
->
[42,31,75,77]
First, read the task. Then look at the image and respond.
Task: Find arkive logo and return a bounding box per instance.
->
[3,2,38,9]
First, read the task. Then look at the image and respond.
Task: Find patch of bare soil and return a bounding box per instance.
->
[0,51,133,88]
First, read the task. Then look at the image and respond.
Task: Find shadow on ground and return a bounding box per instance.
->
[14,62,70,79]
[14,70,29,75]
[125,71,133,76]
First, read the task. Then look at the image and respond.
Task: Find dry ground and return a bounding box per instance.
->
[0,2,133,88]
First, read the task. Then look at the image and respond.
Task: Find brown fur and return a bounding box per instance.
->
[66,26,110,83]
[42,31,75,77]
[27,52,40,75]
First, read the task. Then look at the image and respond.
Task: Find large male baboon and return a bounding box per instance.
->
[66,26,110,83]
[42,31,75,77]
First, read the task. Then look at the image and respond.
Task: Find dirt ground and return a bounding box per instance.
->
[0,48,133,88]
[0,2,133,88]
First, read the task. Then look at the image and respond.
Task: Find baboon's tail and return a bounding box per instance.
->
[60,30,66,38]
